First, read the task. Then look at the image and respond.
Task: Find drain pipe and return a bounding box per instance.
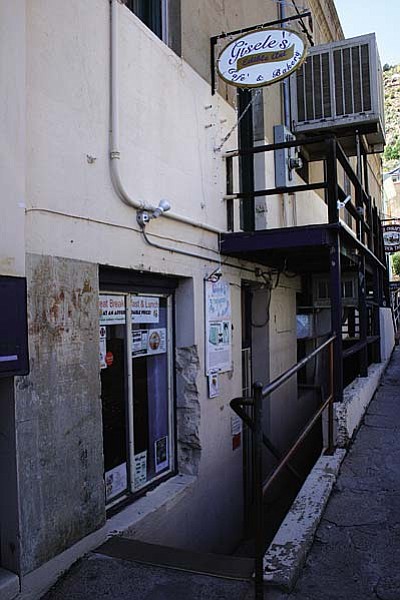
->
[109,0,221,234]
[279,0,297,227]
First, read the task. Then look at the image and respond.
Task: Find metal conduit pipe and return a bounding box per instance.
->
[109,0,221,234]
[279,1,291,128]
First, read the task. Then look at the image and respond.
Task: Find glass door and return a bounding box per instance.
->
[130,294,173,491]
[99,294,128,503]
[100,292,174,506]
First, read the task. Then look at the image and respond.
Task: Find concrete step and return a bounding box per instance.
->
[97,537,254,581]
[0,568,19,600]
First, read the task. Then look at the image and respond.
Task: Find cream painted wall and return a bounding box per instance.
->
[0,1,26,277]
[26,0,237,265]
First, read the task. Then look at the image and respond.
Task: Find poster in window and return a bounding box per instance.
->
[99,295,126,325]
[105,463,127,501]
[205,280,232,374]
[99,326,107,369]
[133,451,147,489]
[155,436,169,473]
[132,328,167,358]
[131,296,160,323]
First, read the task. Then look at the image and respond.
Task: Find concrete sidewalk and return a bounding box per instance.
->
[269,346,400,600]
[41,347,400,600]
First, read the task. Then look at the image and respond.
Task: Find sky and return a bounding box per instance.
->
[334,0,400,66]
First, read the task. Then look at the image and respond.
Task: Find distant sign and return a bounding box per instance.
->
[383,224,400,253]
[217,27,306,88]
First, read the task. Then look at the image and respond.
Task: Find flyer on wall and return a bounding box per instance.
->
[205,280,232,375]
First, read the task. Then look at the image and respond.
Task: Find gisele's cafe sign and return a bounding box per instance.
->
[217,28,306,88]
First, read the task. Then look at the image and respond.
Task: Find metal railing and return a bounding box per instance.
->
[230,334,336,600]
[224,134,386,263]
[391,286,400,338]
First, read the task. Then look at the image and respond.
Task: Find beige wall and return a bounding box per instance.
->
[0,1,26,277]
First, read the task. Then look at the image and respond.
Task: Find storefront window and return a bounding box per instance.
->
[99,293,174,505]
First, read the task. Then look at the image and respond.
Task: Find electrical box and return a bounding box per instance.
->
[0,276,29,378]
[274,125,302,188]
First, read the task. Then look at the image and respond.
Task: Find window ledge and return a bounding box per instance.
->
[105,474,196,537]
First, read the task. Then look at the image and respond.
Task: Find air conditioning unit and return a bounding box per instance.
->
[291,34,385,154]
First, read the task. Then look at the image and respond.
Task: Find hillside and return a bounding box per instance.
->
[383,64,400,170]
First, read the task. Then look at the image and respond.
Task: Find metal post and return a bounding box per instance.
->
[326,341,335,455]
[327,138,339,224]
[373,265,382,363]
[253,381,264,600]
[329,234,343,402]
[358,254,368,376]
[238,89,255,232]
[355,132,365,244]
[210,36,217,95]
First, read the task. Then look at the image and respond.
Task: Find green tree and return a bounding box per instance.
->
[384,140,400,162]
[392,253,400,276]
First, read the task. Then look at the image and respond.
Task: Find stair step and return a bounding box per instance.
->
[0,568,19,600]
[96,537,254,582]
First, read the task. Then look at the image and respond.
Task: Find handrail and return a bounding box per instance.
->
[260,335,336,398]
[230,334,336,600]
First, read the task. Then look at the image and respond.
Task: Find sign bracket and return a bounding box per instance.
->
[210,11,312,95]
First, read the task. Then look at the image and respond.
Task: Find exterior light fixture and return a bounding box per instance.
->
[136,199,172,227]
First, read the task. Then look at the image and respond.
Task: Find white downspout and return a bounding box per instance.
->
[109,0,221,234]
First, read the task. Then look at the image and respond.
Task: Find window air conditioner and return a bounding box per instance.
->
[291,34,385,154]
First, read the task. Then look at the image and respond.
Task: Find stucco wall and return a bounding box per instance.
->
[0,1,26,276]
[25,0,236,266]
[15,254,104,575]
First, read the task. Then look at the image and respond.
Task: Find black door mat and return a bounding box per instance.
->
[96,537,254,582]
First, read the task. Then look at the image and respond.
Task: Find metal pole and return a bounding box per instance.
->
[253,381,264,600]
[358,253,368,377]
[279,2,291,129]
[327,138,339,224]
[327,342,334,455]
[329,234,343,402]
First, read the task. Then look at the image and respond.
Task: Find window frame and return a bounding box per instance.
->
[100,289,176,509]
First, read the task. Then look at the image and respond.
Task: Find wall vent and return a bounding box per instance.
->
[291,34,385,153]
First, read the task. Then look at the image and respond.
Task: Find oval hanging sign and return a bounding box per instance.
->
[217,28,307,88]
